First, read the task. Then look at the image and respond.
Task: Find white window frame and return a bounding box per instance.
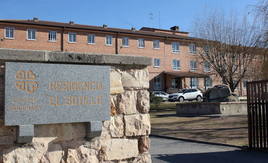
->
[172,59,181,70]
[105,35,113,46]
[172,42,180,53]
[153,40,160,49]
[122,37,129,47]
[48,31,57,42]
[138,38,145,48]
[189,43,196,54]
[204,61,211,72]
[153,58,160,67]
[190,60,197,71]
[4,27,14,39]
[68,32,76,43]
[27,29,36,40]
[88,34,95,44]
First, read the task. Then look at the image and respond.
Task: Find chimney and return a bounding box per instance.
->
[170,26,179,31]
[33,17,39,22]
[69,21,74,25]
[102,24,108,28]
[131,27,136,31]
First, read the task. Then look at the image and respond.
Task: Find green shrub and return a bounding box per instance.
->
[151,94,163,108]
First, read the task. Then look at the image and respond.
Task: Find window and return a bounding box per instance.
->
[5,27,14,39]
[205,77,213,88]
[27,29,36,40]
[68,32,76,43]
[204,61,211,72]
[172,42,180,53]
[106,35,113,45]
[88,34,95,44]
[172,59,180,70]
[48,31,57,42]
[190,61,197,71]
[171,79,176,88]
[190,78,198,88]
[153,58,160,67]
[138,39,145,48]
[154,76,161,90]
[153,40,160,49]
[189,43,196,54]
[122,37,129,47]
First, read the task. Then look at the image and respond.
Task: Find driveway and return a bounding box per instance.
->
[150,136,268,163]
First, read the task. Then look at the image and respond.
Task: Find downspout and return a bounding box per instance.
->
[61,26,65,52]
[163,36,168,91]
[115,32,119,54]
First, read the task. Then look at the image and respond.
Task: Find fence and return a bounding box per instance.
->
[247,80,268,149]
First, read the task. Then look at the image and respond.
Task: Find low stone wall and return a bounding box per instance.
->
[176,102,247,116]
[0,48,152,163]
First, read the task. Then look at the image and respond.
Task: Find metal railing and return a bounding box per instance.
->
[247,80,268,149]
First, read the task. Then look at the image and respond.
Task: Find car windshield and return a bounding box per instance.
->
[178,89,187,93]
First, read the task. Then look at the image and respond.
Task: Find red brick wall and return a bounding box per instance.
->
[0,23,225,93]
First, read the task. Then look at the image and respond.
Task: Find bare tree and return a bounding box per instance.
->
[193,11,266,92]
[255,0,268,79]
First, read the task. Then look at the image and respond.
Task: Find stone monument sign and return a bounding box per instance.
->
[4,62,110,142]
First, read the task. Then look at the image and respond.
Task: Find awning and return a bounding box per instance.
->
[164,71,209,78]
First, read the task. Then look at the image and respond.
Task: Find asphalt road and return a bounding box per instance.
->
[150,136,268,163]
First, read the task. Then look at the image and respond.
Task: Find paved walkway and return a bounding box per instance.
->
[150,136,268,163]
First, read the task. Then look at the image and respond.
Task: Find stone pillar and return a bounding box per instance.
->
[0,48,152,163]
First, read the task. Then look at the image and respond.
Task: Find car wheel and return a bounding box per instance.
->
[178,96,184,102]
[196,95,202,102]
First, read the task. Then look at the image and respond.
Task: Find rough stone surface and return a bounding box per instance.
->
[35,123,86,142]
[110,70,124,95]
[0,48,152,66]
[138,136,150,153]
[0,48,45,61]
[124,114,151,136]
[47,52,152,66]
[121,69,149,89]
[137,90,150,113]
[102,139,139,161]
[118,91,137,115]
[110,95,120,115]
[66,146,98,163]
[108,116,124,138]
[40,144,64,163]
[3,142,47,163]
[133,153,152,163]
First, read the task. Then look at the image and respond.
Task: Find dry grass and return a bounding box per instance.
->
[150,102,248,146]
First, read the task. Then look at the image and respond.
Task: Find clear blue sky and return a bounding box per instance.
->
[1,0,259,33]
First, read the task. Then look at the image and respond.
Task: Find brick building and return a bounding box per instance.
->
[0,18,247,95]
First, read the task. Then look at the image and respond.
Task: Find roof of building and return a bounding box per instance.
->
[140,27,189,34]
[164,71,209,78]
[0,19,202,42]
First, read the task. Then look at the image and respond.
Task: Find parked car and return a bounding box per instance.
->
[152,91,169,101]
[168,88,203,102]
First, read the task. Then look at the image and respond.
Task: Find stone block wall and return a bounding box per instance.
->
[176,102,247,116]
[0,49,152,163]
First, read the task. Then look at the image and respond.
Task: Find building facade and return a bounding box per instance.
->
[0,18,247,95]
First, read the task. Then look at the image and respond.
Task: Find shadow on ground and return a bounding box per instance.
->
[153,150,268,163]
